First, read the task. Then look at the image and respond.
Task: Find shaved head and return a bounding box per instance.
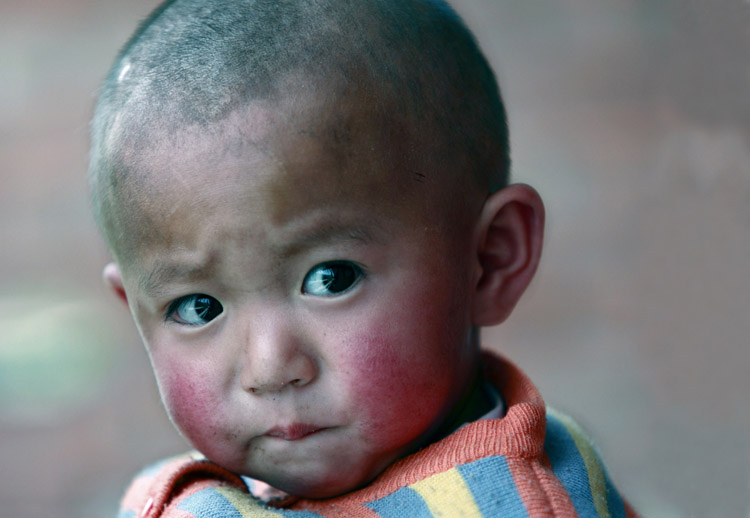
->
[89,0,510,256]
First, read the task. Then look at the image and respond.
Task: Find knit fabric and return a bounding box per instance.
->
[119,351,637,518]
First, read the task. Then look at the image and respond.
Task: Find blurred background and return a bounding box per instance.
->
[0,0,748,516]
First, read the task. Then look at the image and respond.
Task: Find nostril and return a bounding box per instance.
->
[246,379,300,394]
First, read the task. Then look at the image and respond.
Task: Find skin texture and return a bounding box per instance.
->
[103,92,545,498]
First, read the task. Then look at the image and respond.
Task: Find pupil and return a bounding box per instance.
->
[326,264,355,293]
[194,296,221,320]
[195,298,210,318]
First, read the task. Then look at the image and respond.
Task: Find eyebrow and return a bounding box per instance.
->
[138,221,382,297]
[139,253,218,298]
[268,220,382,259]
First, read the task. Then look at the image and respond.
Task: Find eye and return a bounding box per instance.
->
[302,261,363,297]
[167,294,223,326]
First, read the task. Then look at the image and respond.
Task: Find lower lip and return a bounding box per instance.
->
[265,424,325,441]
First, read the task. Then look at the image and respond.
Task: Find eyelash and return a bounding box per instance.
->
[301,261,365,297]
[163,261,363,325]
[165,294,224,326]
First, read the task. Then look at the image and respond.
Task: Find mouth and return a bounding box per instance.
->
[264,423,325,441]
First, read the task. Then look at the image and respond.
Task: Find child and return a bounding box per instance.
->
[89,1,637,516]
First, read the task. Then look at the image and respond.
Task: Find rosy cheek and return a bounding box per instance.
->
[341,331,449,448]
[156,359,225,450]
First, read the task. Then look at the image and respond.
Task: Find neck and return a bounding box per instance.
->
[435,366,495,439]
[405,360,495,461]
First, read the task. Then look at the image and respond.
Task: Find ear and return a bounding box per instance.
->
[471,184,545,326]
[102,262,129,305]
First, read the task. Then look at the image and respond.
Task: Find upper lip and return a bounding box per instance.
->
[264,423,325,441]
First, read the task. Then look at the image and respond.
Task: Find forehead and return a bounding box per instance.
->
[113,92,444,263]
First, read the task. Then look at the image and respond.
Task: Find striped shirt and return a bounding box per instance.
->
[120,351,637,518]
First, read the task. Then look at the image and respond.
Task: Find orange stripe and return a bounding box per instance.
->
[624,500,640,518]
[313,504,383,518]
[536,453,580,517]
[508,457,579,518]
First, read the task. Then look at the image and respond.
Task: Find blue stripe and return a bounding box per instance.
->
[118,511,136,518]
[366,486,433,518]
[544,412,600,517]
[604,468,626,518]
[178,488,245,517]
[456,455,529,518]
[178,487,324,518]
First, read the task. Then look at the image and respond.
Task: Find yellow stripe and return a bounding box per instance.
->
[216,486,287,518]
[410,467,482,518]
[548,408,610,518]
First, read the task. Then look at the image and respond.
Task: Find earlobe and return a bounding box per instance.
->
[471,184,545,326]
[103,262,129,305]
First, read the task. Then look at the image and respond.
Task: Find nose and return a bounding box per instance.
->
[238,311,317,395]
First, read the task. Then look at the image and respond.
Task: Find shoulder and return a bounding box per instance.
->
[480,350,638,517]
[118,452,277,518]
[543,407,639,518]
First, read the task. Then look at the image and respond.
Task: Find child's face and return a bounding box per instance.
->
[113,99,481,498]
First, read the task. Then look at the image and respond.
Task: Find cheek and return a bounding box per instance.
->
[154,356,228,451]
[338,303,460,448]
[339,256,477,445]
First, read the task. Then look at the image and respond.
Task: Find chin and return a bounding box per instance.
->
[269,471,364,499]
[264,459,386,500]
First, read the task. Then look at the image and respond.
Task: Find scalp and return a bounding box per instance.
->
[89,0,510,255]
